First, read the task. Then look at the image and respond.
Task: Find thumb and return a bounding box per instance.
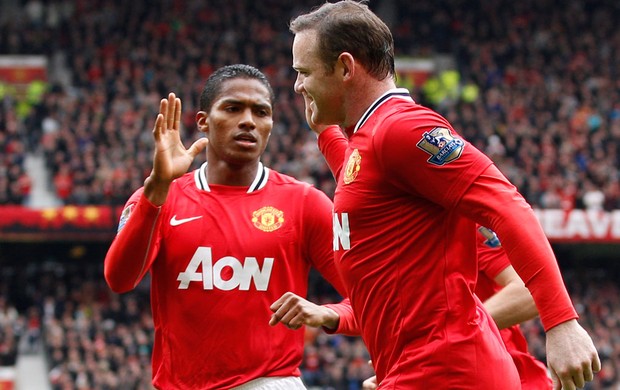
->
[187,138,209,159]
[550,368,561,390]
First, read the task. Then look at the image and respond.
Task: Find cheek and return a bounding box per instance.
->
[259,123,273,144]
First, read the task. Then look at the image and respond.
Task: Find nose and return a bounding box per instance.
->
[294,74,304,95]
[239,108,256,129]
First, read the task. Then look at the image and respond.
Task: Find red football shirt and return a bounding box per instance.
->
[318,89,574,389]
[104,163,345,390]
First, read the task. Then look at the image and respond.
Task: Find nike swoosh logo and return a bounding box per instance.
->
[170,215,203,226]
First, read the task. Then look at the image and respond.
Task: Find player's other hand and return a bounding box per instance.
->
[362,375,378,390]
[269,292,339,330]
[302,94,332,135]
[546,319,601,390]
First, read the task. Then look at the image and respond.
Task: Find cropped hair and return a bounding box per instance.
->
[290,0,395,80]
[199,64,275,111]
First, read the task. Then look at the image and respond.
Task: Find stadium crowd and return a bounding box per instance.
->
[1,0,619,209]
[0,0,619,389]
[0,253,618,390]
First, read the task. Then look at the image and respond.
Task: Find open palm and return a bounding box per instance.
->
[151,92,207,183]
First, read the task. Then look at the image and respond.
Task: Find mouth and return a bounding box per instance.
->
[233,132,258,147]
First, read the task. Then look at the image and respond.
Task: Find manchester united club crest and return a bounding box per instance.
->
[416,127,464,166]
[343,149,361,184]
[252,206,284,232]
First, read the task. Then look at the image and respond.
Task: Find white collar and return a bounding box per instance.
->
[194,162,269,193]
[353,88,413,133]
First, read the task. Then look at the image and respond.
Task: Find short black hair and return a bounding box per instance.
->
[199,64,275,111]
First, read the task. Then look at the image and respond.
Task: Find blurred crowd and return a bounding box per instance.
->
[0,254,619,390]
[1,0,620,389]
[0,0,619,209]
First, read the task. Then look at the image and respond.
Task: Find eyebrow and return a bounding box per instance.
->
[219,98,272,111]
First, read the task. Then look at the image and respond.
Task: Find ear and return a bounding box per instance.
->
[337,52,355,81]
[196,111,209,133]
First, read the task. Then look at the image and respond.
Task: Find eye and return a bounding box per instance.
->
[256,109,270,117]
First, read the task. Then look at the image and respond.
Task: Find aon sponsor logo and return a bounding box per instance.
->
[177,247,274,291]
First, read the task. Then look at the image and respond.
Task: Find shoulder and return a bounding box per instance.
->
[267,169,311,189]
[379,99,450,135]
[267,169,332,202]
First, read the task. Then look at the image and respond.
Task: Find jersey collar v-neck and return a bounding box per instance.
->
[193,162,269,193]
[353,88,413,134]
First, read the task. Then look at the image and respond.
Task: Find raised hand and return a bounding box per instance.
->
[145,92,208,205]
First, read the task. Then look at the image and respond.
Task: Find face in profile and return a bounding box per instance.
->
[292,30,345,127]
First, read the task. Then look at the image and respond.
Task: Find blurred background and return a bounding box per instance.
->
[0,0,619,389]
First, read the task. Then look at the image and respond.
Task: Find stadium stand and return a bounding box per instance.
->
[1,0,619,389]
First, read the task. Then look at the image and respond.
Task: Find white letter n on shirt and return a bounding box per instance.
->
[333,212,351,251]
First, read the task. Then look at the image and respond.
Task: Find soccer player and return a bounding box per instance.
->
[366,227,553,389]
[272,227,553,389]
[103,64,346,390]
[288,1,600,388]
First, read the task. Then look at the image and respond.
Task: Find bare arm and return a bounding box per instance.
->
[484,265,538,329]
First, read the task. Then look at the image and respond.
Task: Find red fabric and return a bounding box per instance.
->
[104,166,345,389]
[476,235,553,390]
[321,90,520,388]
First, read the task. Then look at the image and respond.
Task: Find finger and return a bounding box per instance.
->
[276,305,299,327]
[583,360,594,382]
[174,97,182,131]
[572,371,585,389]
[269,313,279,326]
[592,353,602,373]
[153,114,165,140]
[560,375,576,390]
[289,312,308,329]
[159,97,167,117]
[270,296,285,312]
[167,93,176,129]
[550,369,561,390]
[186,138,208,159]
[270,300,294,325]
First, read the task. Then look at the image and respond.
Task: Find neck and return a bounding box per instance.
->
[206,160,260,187]
[342,77,397,129]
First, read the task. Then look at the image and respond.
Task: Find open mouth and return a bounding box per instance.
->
[233,133,257,147]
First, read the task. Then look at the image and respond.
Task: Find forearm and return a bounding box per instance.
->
[460,165,577,330]
[484,282,537,329]
[104,194,162,293]
[317,126,348,180]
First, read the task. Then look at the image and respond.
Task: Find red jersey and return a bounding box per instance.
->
[476,229,553,390]
[318,89,575,389]
[104,163,345,390]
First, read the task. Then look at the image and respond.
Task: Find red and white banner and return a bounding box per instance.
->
[534,209,620,243]
[0,206,618,243]
[0,55,47,84]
